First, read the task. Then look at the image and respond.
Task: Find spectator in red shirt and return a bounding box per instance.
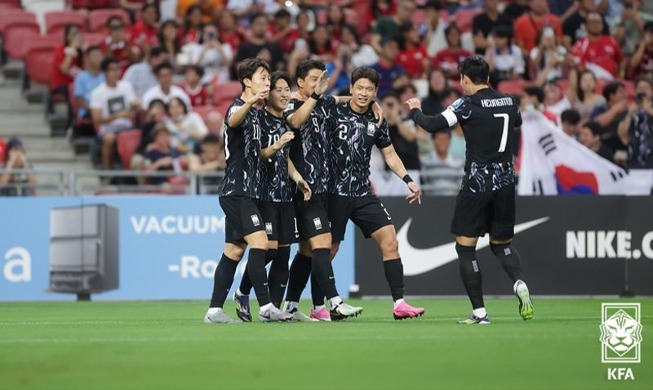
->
[51,24,84,97]
[180,65,210,107]
[218,10,245,55]
[101,16,139,74]
[309,24,335,60]
[513,0,562,52]
[269,9,298,54]
[131,3,160,58]
[572,12,625,80]
[180,4,203,45]
[629,21,653,78]
[432,25,472,81]
[397,22,428,78]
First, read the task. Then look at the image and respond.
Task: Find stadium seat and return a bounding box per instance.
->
[454,8,482,33]
[25,40,59,86]
[212,81,242,105]
[0,0,20,9]
[45,10,87,36]
[0,10,36,35]
[623,80,636,101]
[117,129,142,169]
[3,23,41,61]
[83,32,107,47]
[497,80,533,96]
[67,0,117,10]
[88,9,130,33]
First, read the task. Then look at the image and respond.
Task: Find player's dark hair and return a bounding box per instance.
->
[295,59,326,81]
[237,57,271,90]
[583,121,602,136]
[351,67,380,87]
[100,56,120,72]
[458,55,490,85]
[524,86,544,104]
[154,61,174,76]
[271,71,292,90]
[561,109,581,125]
[602,81,624,101]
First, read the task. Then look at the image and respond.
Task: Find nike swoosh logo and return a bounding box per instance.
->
[462,111,471,119]
[399,217,550,276]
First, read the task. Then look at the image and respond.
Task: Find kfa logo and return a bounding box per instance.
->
[600,303,642,381]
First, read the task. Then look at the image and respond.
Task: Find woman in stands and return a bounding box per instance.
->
[165,97,208,154]
[567,68,607,125]
[180,4,203,45]
[50,23,84,113]
[158,20,182,67]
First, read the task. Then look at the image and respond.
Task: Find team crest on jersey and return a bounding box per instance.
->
[251,214,260,226]
[285,102,295,112]
[313,217,323,230]
[367,123,376,136]
[265,222,273,234]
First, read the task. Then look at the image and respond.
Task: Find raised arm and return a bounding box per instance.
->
[286,71,328,129]
[228,89,269,128]
[260,131,294,160]
[404,98,457,134]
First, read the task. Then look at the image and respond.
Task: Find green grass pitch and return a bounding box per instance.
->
[0,298,651,390]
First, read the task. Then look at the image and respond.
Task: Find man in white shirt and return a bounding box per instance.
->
[90,57,140,171]
[122,46,166,98]
[141,61,192,109]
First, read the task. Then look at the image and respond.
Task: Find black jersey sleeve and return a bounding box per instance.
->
[376,119,392,149]
[409,108,452,133]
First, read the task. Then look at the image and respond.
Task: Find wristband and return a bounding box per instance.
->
[402,174,413,184]
[310,92,321,100]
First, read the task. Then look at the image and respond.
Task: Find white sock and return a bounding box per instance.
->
[207,307,221,315]
[260,303,273,312]
[473,308,487,318]
[328,296,343,309]
[314,305,326,312]
[236,288,248,297]
[393,298,405,309]
[285,301,299,311]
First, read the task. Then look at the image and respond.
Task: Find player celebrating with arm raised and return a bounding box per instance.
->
[327,67,425,320]
[233,71,313,321]
[404,55,534,325]
[204,58,292,324]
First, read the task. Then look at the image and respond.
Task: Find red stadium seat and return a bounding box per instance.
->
[454,8,482,33]
[25,40,59,86]
[497,80,533,96]
[0,0,20,9]
[117,129,142,169]
[0,10,36,35]
[82,32,107,47]
[4,23,41,60]
[68,0,117,10]
[213,81,242,105]
[88,9,130,33]
[215,100,232,118]
[45,10,87,36]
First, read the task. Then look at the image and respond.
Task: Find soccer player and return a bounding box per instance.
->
[326,66,426,320]
[282,59,364,321]
[233,71,312,321]
[404,55,534,324]
[204,58,292,324]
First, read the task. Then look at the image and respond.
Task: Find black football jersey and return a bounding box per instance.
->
[326,101,392,197]
[286,96,336,195]
[258,108,293,202]
[218,98,262,198]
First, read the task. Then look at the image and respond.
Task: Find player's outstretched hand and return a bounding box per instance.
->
[297,179,312,201]
[406,181,421,205]
[372,101,384,126]
[404,98,422,111]
[314,70,329,96]
[275,131,295,150]
[248,89,269,105]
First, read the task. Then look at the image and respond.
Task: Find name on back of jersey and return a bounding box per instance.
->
[480,97,514,108]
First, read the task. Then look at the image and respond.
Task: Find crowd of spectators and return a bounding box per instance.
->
[3,0,652,196]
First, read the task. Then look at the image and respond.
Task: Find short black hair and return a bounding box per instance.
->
[250,12,267,24]
[602,81,624,101]
[296,59,326,81]
[168,97,188,114]
[270,71,292,90]
[149,46,166,58]
[492,25,513,39]
[185,64,205,78]
[380,91,400,101]
[561,109,581,125]
[583,121,603,136]
[85,45,101,55]
[424,0,442,11]
[100,56,120,72]
[274,9,291,19]
[202,133,221,145]
[351,66,380,88]
[154,61,174,76]
[634,75,653,89]
[439,88,462,105]
[458,55,490,85]
[524,86,545,104]
[237,57,271,90]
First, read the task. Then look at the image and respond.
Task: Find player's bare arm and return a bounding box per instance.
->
[287,70,328,129]
[260,131,294,160]
[404,98,456,134]
[227,89,269,128]
[380,144,421,205]
[288,158,312,201]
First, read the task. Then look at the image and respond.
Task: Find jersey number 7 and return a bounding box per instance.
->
[493,113,509,152]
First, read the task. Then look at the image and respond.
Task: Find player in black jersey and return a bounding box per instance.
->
[405,55,534,324]
[282,59,364,321]
[326,66,425,320]
[204,58,292,324]
[233,71,312,321]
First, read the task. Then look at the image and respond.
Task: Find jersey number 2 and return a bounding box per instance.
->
[493,113,509,152]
